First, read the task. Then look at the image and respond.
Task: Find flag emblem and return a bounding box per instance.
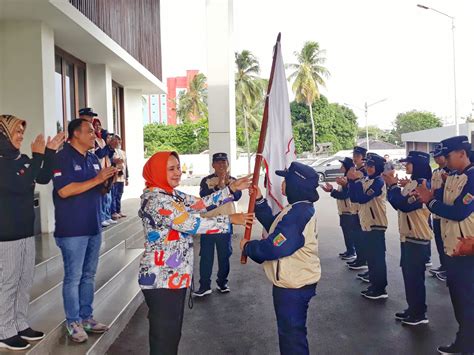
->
[462,193,473,205]
[53,170,62,178]
[273,233,287,247]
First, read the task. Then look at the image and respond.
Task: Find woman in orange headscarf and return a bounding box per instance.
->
[139,151,252,355]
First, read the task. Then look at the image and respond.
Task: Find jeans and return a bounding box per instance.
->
[111,182,124,215]
[365,230,387,292]
[143,288,187,355]
[340,214,356,255]
[445,255,474,352]
[433,219,446,269]
[55,234,102,324]
[400,241,430,317]
[273,284,317,355]
[352,216,367,264]
[100,191,112,222]
[199,233,232,290]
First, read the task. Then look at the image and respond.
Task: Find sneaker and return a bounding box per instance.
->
[402,315,429,326]
[346,259,357,266]
[216,285,230,293]
[435,271,447,282]
[395,310,410,321]
[356,272,370,283]
[339,251,347,257]
[363,289,388,300]
[437,344,465,354]
[425,260,433,268]
[360,288,371,295]
[18,327,45,341]
[101,220,110,227]
[429,266,445,276]
[111,213,121,220]
[348,262,368,270]
[107,219,118,225]
[0,335,31,350]
[119,213,127,218]
[192,288,212,297]
[82,318,109,334]
[342,254,357,261]
[66,322,88,343]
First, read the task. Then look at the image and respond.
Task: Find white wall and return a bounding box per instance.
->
[0,20,57,233]
[87,64,114,129]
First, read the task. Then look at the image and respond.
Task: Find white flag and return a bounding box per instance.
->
[262,41,296,214]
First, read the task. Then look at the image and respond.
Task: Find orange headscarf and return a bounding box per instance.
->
[143,151,180,193]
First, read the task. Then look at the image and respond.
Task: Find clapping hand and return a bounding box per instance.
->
[31,134,46,154]
[399,177,410,187]
[46,132,65,151]
[321,182,333,193]
[413,180,434,204]
[229,175,252,192]
[336,176,347,187]
[382,172,399,186]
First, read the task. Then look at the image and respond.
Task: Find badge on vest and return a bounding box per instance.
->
[462,193,473,205]
[273,233,287,247]
[74,165,82,171]
[93,164,100,170]
[367,189,374,196]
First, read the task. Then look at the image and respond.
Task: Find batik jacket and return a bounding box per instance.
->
[138,186,236,289]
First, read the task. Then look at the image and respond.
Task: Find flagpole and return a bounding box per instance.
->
[241,33,281,264]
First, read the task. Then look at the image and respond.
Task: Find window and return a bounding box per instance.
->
[112,81,126,149]
[55,47,87,133]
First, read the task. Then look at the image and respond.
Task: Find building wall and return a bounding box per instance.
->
[69,0,162,80]
[166,70,199,125]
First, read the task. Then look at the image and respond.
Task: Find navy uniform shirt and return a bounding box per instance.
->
[52,143,102,237]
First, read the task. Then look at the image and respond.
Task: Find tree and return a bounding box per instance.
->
[392,110,442,143]
[235,50,266,173]
[176,73,208,122]
[357,125,397,144]
[287,41,330,153]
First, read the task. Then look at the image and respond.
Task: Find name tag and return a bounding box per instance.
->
[93,164,100,170]
[74,165,82,171]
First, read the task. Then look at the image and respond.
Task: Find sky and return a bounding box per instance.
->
[160,0,474,131]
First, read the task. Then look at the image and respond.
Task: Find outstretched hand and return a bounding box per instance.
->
[230,213,255,229]
[230,175,252,192]
[321,182,333,193]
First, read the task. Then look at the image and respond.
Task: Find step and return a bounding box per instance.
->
[26,247,143,355]
[32,216,141,297]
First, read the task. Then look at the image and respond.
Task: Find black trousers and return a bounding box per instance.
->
[365,230,387,292]
[432,218,446,269]
[143,288,187,355]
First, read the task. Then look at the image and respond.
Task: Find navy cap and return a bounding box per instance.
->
[438,135,470,157]
[276,161,319,182]
[212,152,228,162]
[430,144,444,158]
[353,146,367,157]
[79,107,98,117]
[338,157,354,171]
[400,151,430,164]
[365,153,385,169]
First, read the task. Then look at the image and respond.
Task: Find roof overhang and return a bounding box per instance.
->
[0,0,166,94]
[401,123,473,143]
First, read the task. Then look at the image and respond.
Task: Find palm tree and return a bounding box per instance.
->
[176,73,208,122]
[287,41,330,153]
[235,50,265,172]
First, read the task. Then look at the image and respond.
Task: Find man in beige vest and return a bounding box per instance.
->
[416,136,474,355]
[193,153,241,297]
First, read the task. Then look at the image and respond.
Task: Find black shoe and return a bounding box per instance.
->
[357,271,369,278]
[437,343,470,354]
[360,288,371,295]
[363,289,388,300]
[348,261,368,270]
[358,274,370,283]
[346,259,358,266]
[192,288,212,297]
[0,335,31,350]
[436,271,447,282]
[216,284,230,293]
[342,253,357,261]
[395,310,410,321]
[402,315,429,326]
[18,328,45,341]
[429,266,445,276]
[339,251,348,257]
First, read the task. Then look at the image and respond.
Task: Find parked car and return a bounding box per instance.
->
[311,156,345,182]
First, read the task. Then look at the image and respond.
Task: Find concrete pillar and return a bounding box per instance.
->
[86,64,113,130]
[0,20,57,233]
[122,88,146,199]
[205,0,237,172]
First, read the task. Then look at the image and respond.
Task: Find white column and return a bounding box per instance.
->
[86,64,114,130]
[122,88,145,199]
[205,0,237,173]
[0,20,57,233]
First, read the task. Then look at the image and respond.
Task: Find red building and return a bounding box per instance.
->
[167,69,199,125]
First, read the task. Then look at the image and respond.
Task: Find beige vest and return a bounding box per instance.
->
[200,176,236,218]
[262,203,321,288]
[358,178,388,232]
[440,172,474,256]
[431,168,445,219]
[113,149,127,183]
[397,181,433,242]
[336,185,357,215]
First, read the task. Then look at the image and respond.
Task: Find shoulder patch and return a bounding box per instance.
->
[462,193,473,205]
[273,233,287,247]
